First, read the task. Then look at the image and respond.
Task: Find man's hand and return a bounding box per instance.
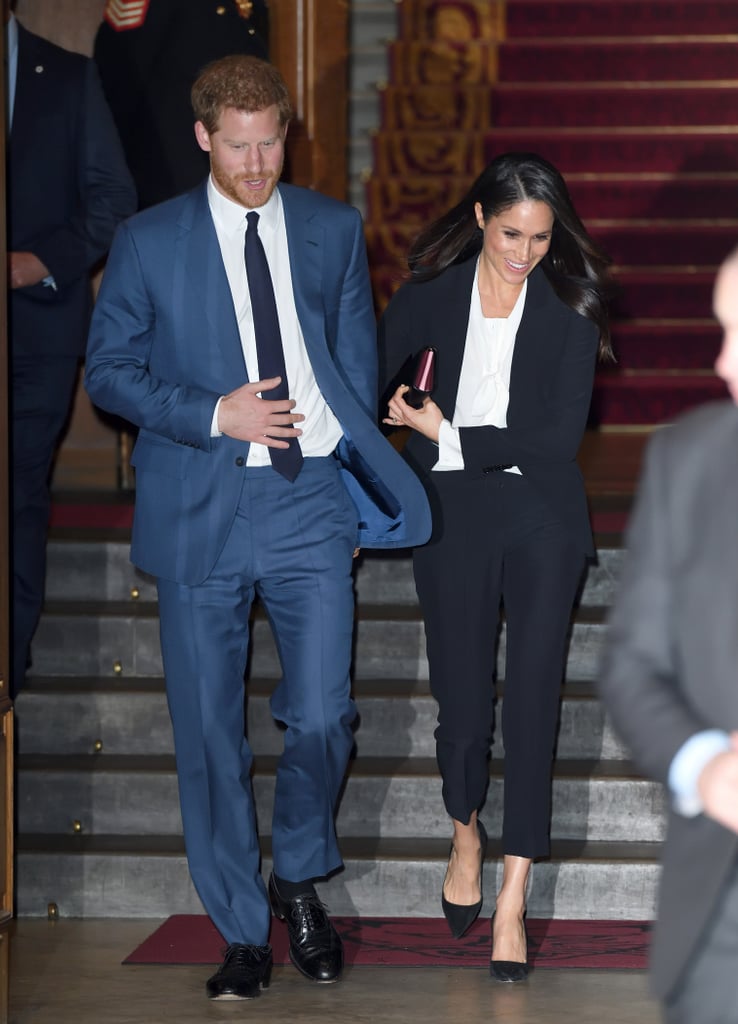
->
[218,377,304,446]
[698,733,738,834]
[383,384,444,443]
[8,251,51,289]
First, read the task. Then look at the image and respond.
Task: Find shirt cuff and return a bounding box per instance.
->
[432,419,464,471]
[210,397,224,438]
[668,730,732,817]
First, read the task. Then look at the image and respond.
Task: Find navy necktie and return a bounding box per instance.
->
[244,210,303,481]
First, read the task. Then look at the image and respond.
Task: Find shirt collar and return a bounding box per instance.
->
[207,176,282,234]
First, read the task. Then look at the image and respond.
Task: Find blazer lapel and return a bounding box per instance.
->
[508,265,548,395]
[432,258,477,415]
[176,184,247,381]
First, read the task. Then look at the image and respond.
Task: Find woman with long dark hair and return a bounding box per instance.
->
[379,152,612,979]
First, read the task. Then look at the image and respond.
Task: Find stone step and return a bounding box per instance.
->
[351,45,391,100]
[352,88,383,139]
[44,541,623,606]
[16,755,666,843]
[15,678,631,761]
[349,136,374,208]
[15,835,661,919]
[28,601,612,682]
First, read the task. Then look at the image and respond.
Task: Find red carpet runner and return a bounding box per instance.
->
[124,916,650,969]
[48,500,628,536]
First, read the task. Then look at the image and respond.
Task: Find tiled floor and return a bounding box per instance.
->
[4,918,662,1024]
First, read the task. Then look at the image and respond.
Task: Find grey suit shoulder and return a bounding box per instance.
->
[649,399,738,463]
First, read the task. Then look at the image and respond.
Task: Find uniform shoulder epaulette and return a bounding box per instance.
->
[102,0,151,31]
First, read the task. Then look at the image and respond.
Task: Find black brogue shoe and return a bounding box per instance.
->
[206,943,273,1000]
[268,873,344,983]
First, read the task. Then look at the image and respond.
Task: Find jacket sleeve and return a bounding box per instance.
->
[84,220,219,449]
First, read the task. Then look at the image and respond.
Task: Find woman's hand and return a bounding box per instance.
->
[383,385,444,443]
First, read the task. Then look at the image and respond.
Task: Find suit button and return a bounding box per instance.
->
[235,456,245,467]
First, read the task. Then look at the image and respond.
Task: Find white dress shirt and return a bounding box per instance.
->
[207,179,342,464]
[434,263,525,473]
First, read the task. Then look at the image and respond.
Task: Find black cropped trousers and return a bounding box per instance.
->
[413,469,585,859]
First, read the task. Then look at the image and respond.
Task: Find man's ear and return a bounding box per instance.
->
[194,121,212,154]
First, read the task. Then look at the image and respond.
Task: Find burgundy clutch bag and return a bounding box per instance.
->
[403,347,437,409]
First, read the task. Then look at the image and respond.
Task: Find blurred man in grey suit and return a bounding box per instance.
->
[599,247,738,1023]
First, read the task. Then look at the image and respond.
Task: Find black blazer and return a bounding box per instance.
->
[379,257,599,557]
[7,24,136,356]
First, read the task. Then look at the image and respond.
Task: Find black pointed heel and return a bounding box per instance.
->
[489,913,529,982]
[441,820,488,939]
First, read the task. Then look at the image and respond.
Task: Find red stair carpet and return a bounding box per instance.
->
[366,0,734,428]
[49,500,133,531]
[48,495,630,537]
[124,915,650,969]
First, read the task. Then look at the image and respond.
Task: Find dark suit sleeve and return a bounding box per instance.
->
[459,310,598,471]
[598,429,704,786]
[31,59,137,286]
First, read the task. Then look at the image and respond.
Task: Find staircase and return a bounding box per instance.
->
[365,0,735,428]
[349,0,395,212]
[15,502,661,921]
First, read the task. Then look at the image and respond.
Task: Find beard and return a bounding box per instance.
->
[210,159,282,210]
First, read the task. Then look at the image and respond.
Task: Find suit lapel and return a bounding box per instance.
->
[701,417,738,694]
[279,184,325,354]
[176,184,247,380]
[11,28,47,164]
[508,266,548,394]
[432,258,476,416]
[433,262,551,425]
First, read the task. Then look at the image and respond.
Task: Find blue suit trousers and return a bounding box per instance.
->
[156,455,358,945]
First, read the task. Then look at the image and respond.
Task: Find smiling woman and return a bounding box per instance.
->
[379,150,613,981]
[473,199,554,316]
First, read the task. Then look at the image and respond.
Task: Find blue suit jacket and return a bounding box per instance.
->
[8,23,136,356]
[85,182,431,584]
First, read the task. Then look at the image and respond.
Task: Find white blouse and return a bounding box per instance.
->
[433,261,526,473]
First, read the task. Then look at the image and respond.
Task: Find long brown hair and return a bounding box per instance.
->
[408,152,614,359]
